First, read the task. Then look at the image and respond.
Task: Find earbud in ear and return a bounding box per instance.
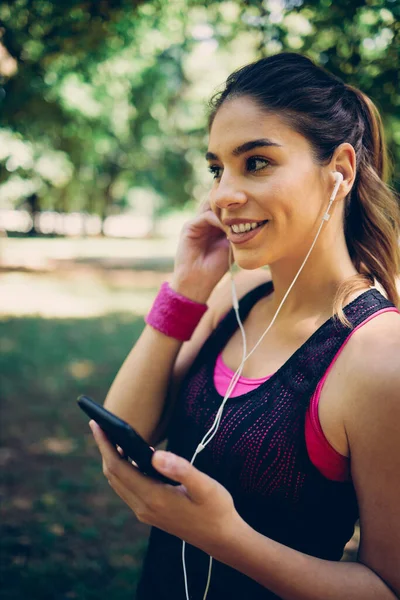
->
[330,171,343,200]
[334,172,343,185]
[323,172,344,222]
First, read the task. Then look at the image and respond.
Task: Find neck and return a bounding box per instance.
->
[266,232,363,322]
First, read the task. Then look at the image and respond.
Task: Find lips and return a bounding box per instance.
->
[227,220,269,244]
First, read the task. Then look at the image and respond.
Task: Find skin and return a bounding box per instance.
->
[207,96,360,319]
[91,96,400,599]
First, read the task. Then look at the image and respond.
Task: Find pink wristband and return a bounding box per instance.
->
[145,282,209,341]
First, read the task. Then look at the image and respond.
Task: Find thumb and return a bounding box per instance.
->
[152,451,213,503]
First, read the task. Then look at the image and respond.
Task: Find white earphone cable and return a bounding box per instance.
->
[181,173,343,600]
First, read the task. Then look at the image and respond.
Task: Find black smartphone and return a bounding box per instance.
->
[77,395,180,486]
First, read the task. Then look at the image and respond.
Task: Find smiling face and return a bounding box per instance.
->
[207,96,336,270]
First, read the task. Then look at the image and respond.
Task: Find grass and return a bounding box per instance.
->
[0,312,153,600]
[1,236,178,599]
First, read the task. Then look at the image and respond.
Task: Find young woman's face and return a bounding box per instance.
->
[207,96,332,270]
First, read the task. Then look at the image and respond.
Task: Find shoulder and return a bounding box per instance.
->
[342,308,400,406]
[341,308,400,429]
[211,268,272,329]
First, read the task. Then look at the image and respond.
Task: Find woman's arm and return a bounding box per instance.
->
[103,275,215,446]
[103,199,231,447]
[208,325,400,600]
[211,514,398,600]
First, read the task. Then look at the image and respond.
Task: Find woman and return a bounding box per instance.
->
[90,52,400,599]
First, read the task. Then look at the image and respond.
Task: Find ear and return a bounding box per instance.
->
[329,142,357,201]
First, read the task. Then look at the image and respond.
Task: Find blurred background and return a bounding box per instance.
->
[1,0,399,598]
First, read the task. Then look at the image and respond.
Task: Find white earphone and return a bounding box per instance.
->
[181,172,344,600]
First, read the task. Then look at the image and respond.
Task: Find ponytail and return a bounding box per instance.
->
[334,86,400,327]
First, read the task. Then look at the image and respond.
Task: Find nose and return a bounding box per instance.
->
[211,175,248,211]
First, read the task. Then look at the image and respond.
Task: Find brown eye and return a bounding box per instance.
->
[208,165,222,180]
[247,157,270,172]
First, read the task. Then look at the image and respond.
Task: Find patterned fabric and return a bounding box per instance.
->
[136,284,395,600]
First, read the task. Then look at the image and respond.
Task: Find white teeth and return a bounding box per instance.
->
[231,221,264,233]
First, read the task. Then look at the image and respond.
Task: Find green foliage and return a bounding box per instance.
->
[0,0,399,219]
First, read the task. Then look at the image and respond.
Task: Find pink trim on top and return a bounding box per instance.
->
[214,306,400,482]
[307,307,400,480]
[215,352,273,384]
[310,307,400,418]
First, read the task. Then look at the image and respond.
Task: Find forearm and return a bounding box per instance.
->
[104,324,183,444]
[211,516,397,600]
[104,275,211,446]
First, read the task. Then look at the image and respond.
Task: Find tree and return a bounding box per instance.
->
[0,0,398,225]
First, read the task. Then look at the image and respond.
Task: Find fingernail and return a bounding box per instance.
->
[155,451,175,470]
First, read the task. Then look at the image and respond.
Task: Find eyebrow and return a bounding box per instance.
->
[205,138,283,161]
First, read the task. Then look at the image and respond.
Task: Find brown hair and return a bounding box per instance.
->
[208,52,400,326]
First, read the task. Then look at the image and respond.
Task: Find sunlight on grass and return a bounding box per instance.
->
[29,438,78,455]
[68,360,96,379]
[12,497,33,510]
[1,238,177,317]
[48,524,65,536]
[1,236,179,267]
[0,272,161,318]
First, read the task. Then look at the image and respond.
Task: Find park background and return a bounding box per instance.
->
[1,0,399,598]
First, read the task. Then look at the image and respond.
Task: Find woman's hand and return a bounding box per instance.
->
[90,420,240,556]
[172,198,231,302]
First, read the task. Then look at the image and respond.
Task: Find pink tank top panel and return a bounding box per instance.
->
[213,307,400,482]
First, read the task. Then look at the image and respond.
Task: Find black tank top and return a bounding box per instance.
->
[136,284,394,600]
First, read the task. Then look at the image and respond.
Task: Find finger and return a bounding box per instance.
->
[90,421,169,503]
[198,196,211,213]
[89,420,121,462]
[89,420,125,474]
[152,451,215,503]
[189,209,226,235]
[116,445,125,458]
